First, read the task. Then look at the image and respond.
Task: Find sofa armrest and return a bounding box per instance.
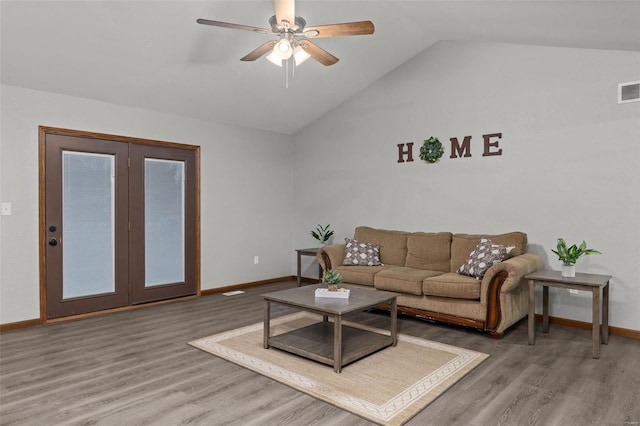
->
[480,253,544,304]
[317,244,345,271]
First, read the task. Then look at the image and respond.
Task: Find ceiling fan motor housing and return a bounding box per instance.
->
[269,15,306,33]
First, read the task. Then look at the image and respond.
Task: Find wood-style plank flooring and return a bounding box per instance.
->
[1,280,639,425]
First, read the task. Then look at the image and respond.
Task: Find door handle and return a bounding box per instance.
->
[48,238,58,246]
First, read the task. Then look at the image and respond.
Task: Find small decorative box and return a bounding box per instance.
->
[315,288,350,299]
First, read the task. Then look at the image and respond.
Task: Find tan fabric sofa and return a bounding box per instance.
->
[317,226,544,336]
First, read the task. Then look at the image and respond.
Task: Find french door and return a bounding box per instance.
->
[129,144,197,304]
[40,127,199,320]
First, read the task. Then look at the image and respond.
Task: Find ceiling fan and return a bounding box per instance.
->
[196,0,374,67]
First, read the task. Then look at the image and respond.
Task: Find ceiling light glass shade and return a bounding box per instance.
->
[274,39,293,60]
[293,46,311,66]
[266,51,283,67]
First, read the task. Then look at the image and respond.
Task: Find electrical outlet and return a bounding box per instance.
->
[569,289,579,295]
[1,203,11,216]
[253,256,259,265]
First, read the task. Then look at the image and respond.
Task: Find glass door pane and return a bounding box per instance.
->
[62,151,115,299]
[144,159,185,287]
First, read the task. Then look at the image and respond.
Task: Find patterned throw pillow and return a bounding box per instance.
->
[343,238,383,266]
[457,238,515,279]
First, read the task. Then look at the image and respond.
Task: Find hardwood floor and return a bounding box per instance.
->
[1,280,638,426]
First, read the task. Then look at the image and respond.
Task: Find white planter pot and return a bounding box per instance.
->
[561,264,576,278]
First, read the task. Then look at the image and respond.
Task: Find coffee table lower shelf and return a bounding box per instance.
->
[267,321,393,371]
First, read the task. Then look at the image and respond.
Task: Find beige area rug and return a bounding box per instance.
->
[189,312,488,426]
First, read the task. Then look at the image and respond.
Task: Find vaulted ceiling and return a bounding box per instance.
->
[2,1,639,134]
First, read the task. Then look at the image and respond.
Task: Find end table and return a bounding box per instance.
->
[296,248,322,286]
[526,269,611,358]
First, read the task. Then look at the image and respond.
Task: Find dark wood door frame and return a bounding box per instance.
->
[38,126,201,323]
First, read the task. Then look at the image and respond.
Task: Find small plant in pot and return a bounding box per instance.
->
[322,269,343,291]
[311,224,334,246]
[551,238,601,277]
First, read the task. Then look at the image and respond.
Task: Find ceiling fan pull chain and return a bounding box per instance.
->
[286,57,289,89]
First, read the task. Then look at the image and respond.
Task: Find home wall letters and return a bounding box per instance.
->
[397,132,503,163]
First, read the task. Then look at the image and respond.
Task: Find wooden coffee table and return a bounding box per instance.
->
[263,285,400,373]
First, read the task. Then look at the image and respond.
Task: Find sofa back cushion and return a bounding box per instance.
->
[450,231,528,272]
[404,232,452,272]
[354,226,409,266]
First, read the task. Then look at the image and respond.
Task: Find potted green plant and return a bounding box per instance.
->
[551,238,601,277]
[310,224,334,246]
[322,269,343,291]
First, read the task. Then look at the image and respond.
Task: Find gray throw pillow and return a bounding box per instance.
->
[457,238,514,279]
[343,238,383,266]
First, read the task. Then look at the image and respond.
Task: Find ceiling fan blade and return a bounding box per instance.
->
[196,18,271,34]
[241,40,277,61]
[299,41,339,66]
[303,21,375,38]
[274,0,295,28]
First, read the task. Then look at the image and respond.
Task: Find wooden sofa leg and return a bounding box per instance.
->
[489,331,504,339]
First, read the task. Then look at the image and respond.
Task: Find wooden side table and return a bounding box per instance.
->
[295,248,322,286]
[526,269,611,358]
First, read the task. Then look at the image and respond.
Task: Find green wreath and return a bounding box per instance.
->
[419,137,444,163]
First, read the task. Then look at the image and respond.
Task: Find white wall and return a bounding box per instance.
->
[2,42,639,331]
[293,42,640,331]
[0,84,294,324]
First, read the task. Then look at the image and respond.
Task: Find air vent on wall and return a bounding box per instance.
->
[618,81,640,104]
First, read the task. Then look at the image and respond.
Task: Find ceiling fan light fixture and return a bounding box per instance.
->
[274,38,293,59]
[266,51,283,67]
[293,45,310,66]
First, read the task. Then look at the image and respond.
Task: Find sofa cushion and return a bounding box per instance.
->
[354,226,408,266]
[342,238,382,266]
[451,231,527,272]
[457,238,515,279]
[374,267,444,295]
[423,273,482,300]
[405,232,452,272]
[334,265,392,287]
